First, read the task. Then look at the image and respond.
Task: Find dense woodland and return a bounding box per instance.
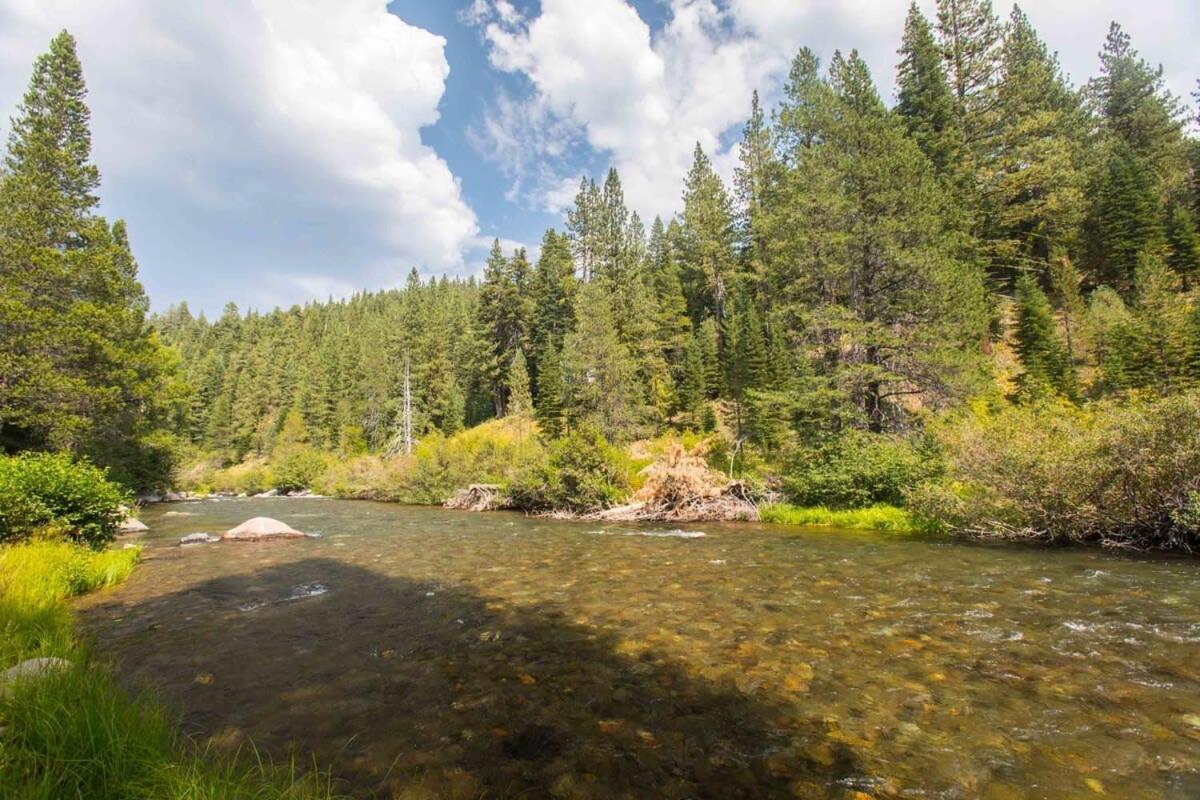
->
[161,4,1199,458]
[3,6,1200,547]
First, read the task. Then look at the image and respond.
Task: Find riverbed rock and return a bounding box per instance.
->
[253,489,279,498]
[180,533,220,545]
[118,518,150,534]
[0,657,71,696]
[223,517,305,541]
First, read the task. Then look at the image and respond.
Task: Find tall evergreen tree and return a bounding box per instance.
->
[678,143,736,325]
[1013,274,1076,398]
[1089,22,1186,183]
[560,282,646,441]
[988,6,1089,274]
[935,0,1002,154]
[1090,142,1165,291]
[0,31,181,487]
[896,2,961,176]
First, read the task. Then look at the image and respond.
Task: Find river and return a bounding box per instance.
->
[76,497,1200,799]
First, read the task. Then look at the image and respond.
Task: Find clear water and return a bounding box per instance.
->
[78,498,1200,799]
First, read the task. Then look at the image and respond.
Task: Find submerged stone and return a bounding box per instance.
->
[0,656,71,696]
[180,533,220,545]
[223,517,305,541]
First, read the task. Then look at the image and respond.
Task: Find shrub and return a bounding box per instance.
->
[268,447,327,493]
[509,424,634,513]
[396,417,546,504]
[909,393,1200,550]
[760,503,921,532]
[781,430,939,509]
[0,453,129,548]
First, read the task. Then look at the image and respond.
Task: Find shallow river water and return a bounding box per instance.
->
[77,498,1200,799]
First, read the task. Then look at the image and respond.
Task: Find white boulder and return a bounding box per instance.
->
[223,517,305,541]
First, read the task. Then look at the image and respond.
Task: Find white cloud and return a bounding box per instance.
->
[470,0,1200,221]
[472,0,786,222]
[0,0,479,310]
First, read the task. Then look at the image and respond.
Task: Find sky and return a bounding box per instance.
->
[0,0,1196,315]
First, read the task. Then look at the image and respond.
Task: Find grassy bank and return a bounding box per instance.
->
[760,503,923,532]
[0,541,341,800]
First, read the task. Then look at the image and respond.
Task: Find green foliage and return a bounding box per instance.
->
[896,2,960,175]
[1013,274,1076,398]
[268,448,327,493]
[561,282,647,441]
[760,503,921,533]
[0,453,128,548]
[910,393,1200,549]
[781,430,939,510]
[0,32,183,490]
[394,417,545,505]
[508,425,633,513]
[0,542,138,611]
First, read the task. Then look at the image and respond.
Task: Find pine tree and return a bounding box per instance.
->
[646,217,691,368]
[566,176,601,281]
[1090,142,1165,292]
[1089,22,1186,181]
[529,228,577,383]
[677,331,709,430]
[1047,254,1088,363]
[679,143,736,325]
[534,347,566,438]
[935,0,1001,154]
[896,3,961,175]
[561,281,646,441]
[1165,200,1200,285]
[988,6,1088,274]
[734,90,775,293]
[507,350,533,417]
[0,31,180,487]
[764,49,988,432]
[1013,274,1076,398]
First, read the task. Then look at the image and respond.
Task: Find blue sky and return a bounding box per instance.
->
[0,0,1196,315]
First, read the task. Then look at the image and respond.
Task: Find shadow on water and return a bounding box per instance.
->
[81,558,862,799]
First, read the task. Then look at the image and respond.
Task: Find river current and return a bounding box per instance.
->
[77,498,1200,799]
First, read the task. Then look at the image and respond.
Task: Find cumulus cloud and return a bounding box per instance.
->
[470,0,786,220]
[469,0,1199,221]
[0,0,479,311]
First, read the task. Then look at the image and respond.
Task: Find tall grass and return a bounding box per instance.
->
[0,541,343,800]
[760,503,922,532]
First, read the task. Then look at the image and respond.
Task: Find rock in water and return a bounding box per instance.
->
[223,517,305,541]
[0,657,71,696]
[253,489,279,498]
[180,533,220,545]
[119,518,149,533]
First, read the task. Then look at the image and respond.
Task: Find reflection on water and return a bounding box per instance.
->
[78,499,1200,799]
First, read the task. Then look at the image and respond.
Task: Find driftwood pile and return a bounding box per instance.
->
[589,444,758,522]
[444,484,508,512]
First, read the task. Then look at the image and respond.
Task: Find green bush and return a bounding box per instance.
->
[760,503,921,532]
[268,447,328,493]
[394,417,546,504]
[0,453,130,548]
[509,424,633,513]
[909,393,1200,550]
[781,430,939,509]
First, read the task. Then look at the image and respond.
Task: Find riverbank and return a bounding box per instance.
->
[0,541,340,799]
